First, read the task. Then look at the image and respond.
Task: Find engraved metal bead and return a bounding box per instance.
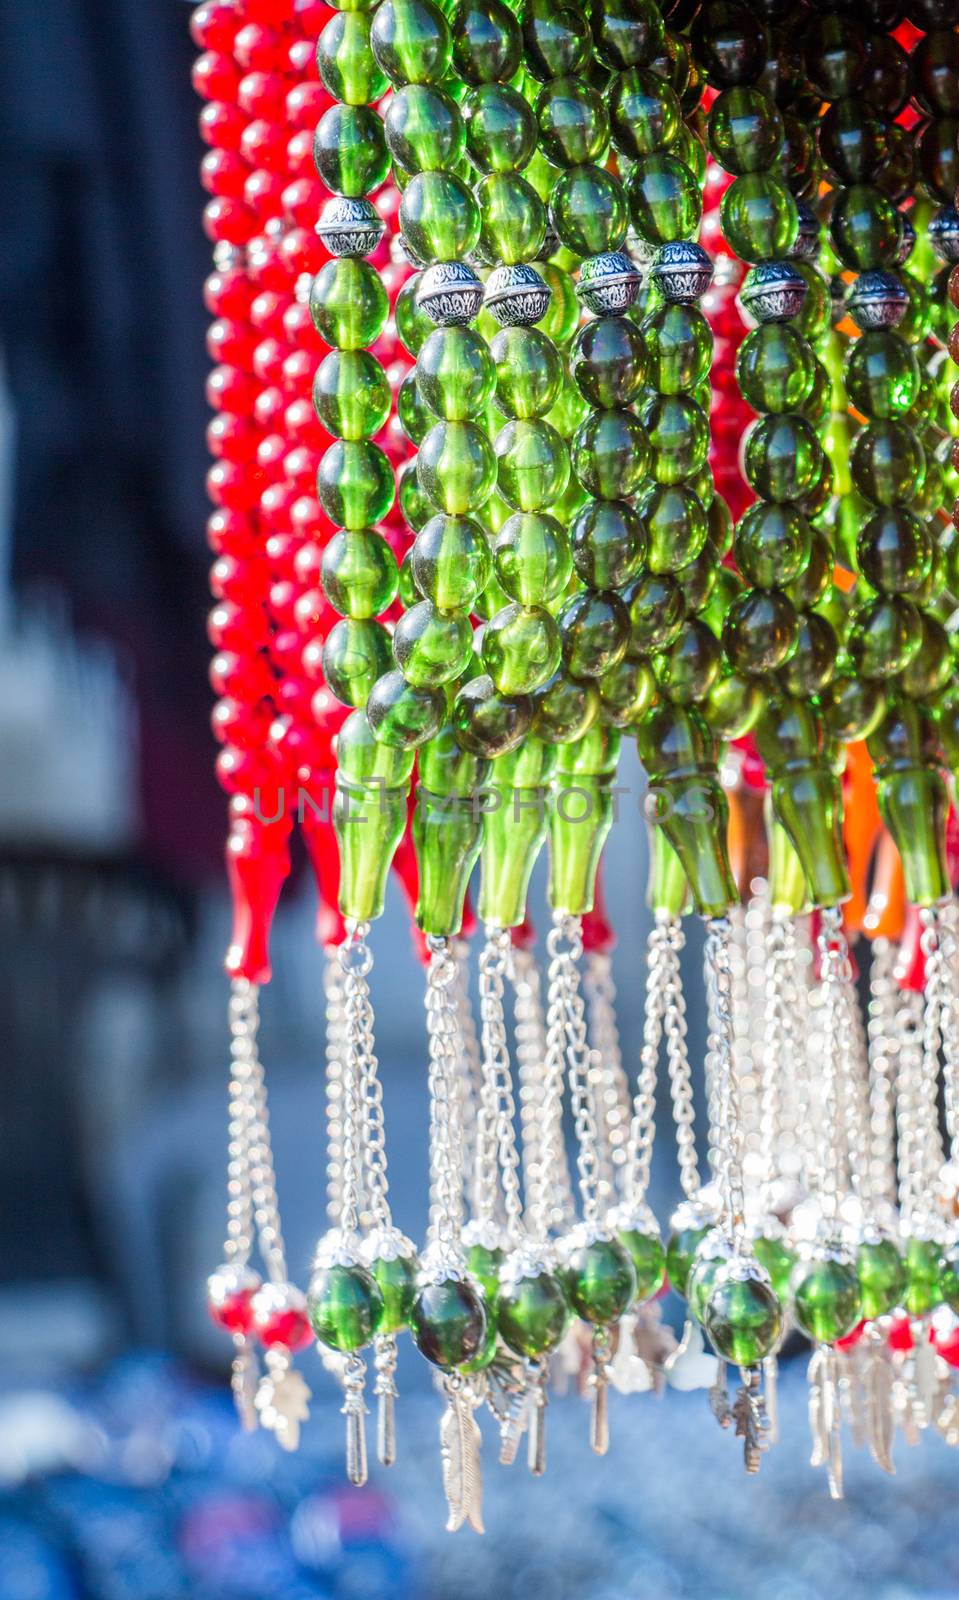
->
[786,200,821,263]
[416,260,485,326]
[930,206,959,265]
[650,240,714,304]
[846,268,908,331]
[576,250,643,316]
[316,196,385,259]
[739,259,808,324]
[483,262,552,327]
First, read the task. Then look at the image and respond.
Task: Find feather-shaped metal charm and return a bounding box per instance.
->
[440,1380,484,1534]
[866,1344,895,1475]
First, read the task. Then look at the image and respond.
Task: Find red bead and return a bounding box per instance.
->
[204,266,255,319]
[293,0,331,33]
[211,552,270,603]
[310,683,343,733]
[265,530,303,569]
[243,167,287,223]
[256,432,290,478]
[207,1263,261,1334]
[207,507,257,557]
[285,81,329,130]
[280,347,316,393]
[201,147,249,200]
[270,714,326,776]
[279,227,325,278]
[208,602,270,653]
[203,195,258,246]
[250,1283,313,1352]
[237,68,288,119]
[260,479,299,529]
[289,497,328,543]
[248,234,292,291]
[271,627,307,678]
[834,1319,866,1353]
[287,37,318,79]
[207,363,259,414]
[284,396,327,449]
[191,0,242,50]
[192,50,242,102]
[285,128,314,178]
[281,177,324,229]
[254,384,286,430]
[283,446,319,486]
[241,0,295,24]
[293,586,332,633]
[293,539,322,586]
[301,635,324,679]
[216,742,283,798]
[207,316,257,370]
[933,1320,959,1369]
[253,336,291,386]
[887,1315,914,1353]
[268,579,299,628]
[212,696,273,748]
[207,412,259,463]
[207,459,267,513]
[281,298,319,347]
[233,21,287,72]
[199,100,247,152]
[240,117,290,174]
[250,289,292,335]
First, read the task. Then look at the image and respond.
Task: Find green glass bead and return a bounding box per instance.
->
[477,171,546,266]
[367,667,446,748]
[322,529,399,620]
[707,86,783,175]
[830,184,903,271]
[867,698,950,904]
[546,366,590,437]
[789,260,830,343]
[608,66,682,159]
[571,409,650,501]
[846,329,920,419]
[571,317,647,411]
[850,421,925,509]
[654,618,722,705]
[317,12,388,106]
[308,1260,384,1352]
[571,499,646,590]
[723,587,798,674]
[688,1233,731,1323]
[857,507,933,595]
[641,392,709,486]
[628,153,702,246]
[334,711,414,921]
[899,615,952,702]
[466,1240,505,1304]
[624,571,685,655]
[497,1264,570,1358]
[776,113,818,197]
[743,414,823,504]
[641,481,708,574]
[703,669,762,739]
[904,1237,941,1317]
[691,0,768,88]
[482,603,562,694]
[494,418,569,513]
[323,616,393,707]
[735,502,811,589]
[549,165,628,258]
[939,1237,959,1315]
[918,115,959,206]
[393,599,473,687]
[398,460,431,534]
[536,78,609,168]
[531,671,599,744]
[820,674,885,743]
[368,1250,418,1333]
[452,0,520,85]
[464,82,537,174]
[384,83,464,174]
[313,349,391,443]
[615,1222,665,1303]
[592,0,664,71]
[452,673,532,756]
[400,170,480,264]
[310,258,388,352]
[412,513,491,610]
[313,104,389,199]
[521,0,591,82]
[395,274,433,359]
[418,420,496,515]
[536,262,579,342]
[642,302,711,395]
[417,327,495,423]
[495,512,571,604]
[777,611,837,697]
[753,1233,796,1302]
[803,12,868,101]
[558,589,630,678]
[492,326,562,421]
[856,1235,905,1322]
[736,324,814,415]
[637,702,736,916]
[850,595,922,678]
[396,368,430,445]
[791,1253,862,1344]
[598,656,655,728]
[371,0,452,85]
[458,1314,498,1374]
[704,1267,783,1366]
[410,1275,487,1368]
[563,1233,636,1324]
[318,440,394,531]
[665,1211,710,1298]
[720,173,797,263]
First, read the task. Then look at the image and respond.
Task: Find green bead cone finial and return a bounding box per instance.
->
[478,738,556,929]
[647,824,689,918]
[766,814,809,915]
[754,699,850,911]
[637,704,736,920]
[334,711,415,923]
[867,701,950,907]
[413,727,489,938]
[548,727,621,917]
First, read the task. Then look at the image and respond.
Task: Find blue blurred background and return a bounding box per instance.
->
[0,2,958,1595]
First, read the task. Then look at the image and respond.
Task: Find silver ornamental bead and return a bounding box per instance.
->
[650,239,713,304]
[417,260,484,327]
[846,268,908,332]
[316,196,385,258]
[786,200,820,263]
[930,206,959,265]
[576,250,642,316]
[483,262,551,327]
[897,211,917,265]
[739,259,808,324]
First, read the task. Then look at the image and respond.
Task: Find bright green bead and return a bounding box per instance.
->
[398,459,431,533]
[308,1261,384,1352]
[642,392,709,485]
[464,82,537,173]
[452,673,532,756]
[323,617,393,706]
[642,481,708,572]
[571,408,650,500]
[830,184,903,271]
[466,1241,504,1304]
[850,421,925,508]
[743,414,823,504]
[522,0,591,81]
[849,595,922,679]
[536,260,581,342]
[549,164,628,257]
[666,1216,710,1298]
[571,316,647,410]
[310,258,388,351]
[419,420,496,514]
[495,418,569,512]
[393,599,474,687]
[616,1227,665,1302]
[735,502,811,588]
[313,349,391,441]
[792,261,830,343]
[367,667,446,748]
[369,1251,418,1333]
[495,512,571,603]
[736,324,814,415]
[410,1275,487,1368]
[608,66,682,158]
[858,507,933,597]
[318,440,394,530]
[563,1233,636,1324]
[313,103,389,197]
[412,513,492,609]
[899,615,952,702]
[477,171,546,265]
[571,499,646,590]
[654,617,721,705]
[417,327,494,423]
[492,326,562,420]
[497,1265,570,1358]
[708,86,783,174]
[322,529,398,619]
[624,571,686,655]
[395,275,434,359]
[371,0,452,85]
[452,0,520,84]
[536,78,609,168]
[675,542,720,617]
[720,173,797,262]
[704,1269,783,1365]
[482,603,562,693]
[903,1237,942,1317]
[857,1236,906,1321]
[820,674,886,743]
[336,706,415,788]
[778,610,837,696]
[791,1253,862,1344]
[400,170,480,263]
[317,12,388,106]
[704,668,762,738]
[642,302,711,394]
[532,670,599,743]
[752,1234,796,1301]
[598,656,656,727]
[559,589,630,677]
[723,587,798,674]
[628,153,702,245]
[939,1238,959,1314]
[384,83,464,173]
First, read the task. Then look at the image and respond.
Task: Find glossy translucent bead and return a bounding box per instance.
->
[903,1238,941,1318]
[482,603,562,694]
[736,324,814,414]
[452,0,520,85]
[704,1270,782,1365]
[317,12,388,107]
[803,12,868,100]
[850,421,925,509]
[819,98,887,185]
[608,66,682,158]
[312,349,391,441]
[642,481,708,573]
[735,502,811,588]
[452,673,532,756]
[322,528,399,619]
[536,78,609,168]
[549,165,629,258]
[477,171,546,266]
[939,1238,959,1315]
[708,86,783,174]
[723,587,798,674]
[845,333,920,426]
[558,589,630,678]
[400,171,480,264]
[418,420,496,515]
[370,0,452,86]
[899,616,952,702]
[393,599,474,687]
[384,83,464,174]
[666,1218,709,1298]
[777,611,836,697]
[743,414,823,504]
[628,153,702,245]
[398,459,431,533]
[571,316,647,410]
[495,511,571,604]
[410,1275,487,1368]
[654,618,721,705]
[532,671,599,744]
[571,409,650,500]
[307,1261,383,1352]
[830,184,903,271]
[323,617,393,706]
[367,667,446,748]
[313,104,389,198]
[642,392,709,485]
[820,675,886,743]
[464,82,537,174]
[417,327,494,423]
[642,302,711,394]
[412,513,492,610]
[752,1234,796,1301]
[495,418,569,513]
[571,499,646,590]
[857,1236,905,1322]
[310,258,388,351]
[562,1235,636,1324]
[592,0,664,71]
[492,326,562,420]
[497,1267,570,1358]
[318,440,394,530]
[624,571,685,655]
[849,595,922,679]
[466,1241,504,1305]
[720,173,797,263]
[691,0,768,88]
[791,1254,862,1344]
[521,0,591,81]
[598,656,656,728]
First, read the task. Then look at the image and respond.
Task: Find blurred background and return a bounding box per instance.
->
[0,2,957,1596]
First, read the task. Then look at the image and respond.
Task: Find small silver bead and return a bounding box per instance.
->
[846,268,908,332]
[316,196,385,259]
[786,200,821,263]
[483,262,552,327]
[650,240,713,304]
[930,206,959,265]
[739,259,808,325]
[576,250,642,316]
[416,260,484,327]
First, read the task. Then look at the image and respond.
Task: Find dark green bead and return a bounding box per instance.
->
[322,528,399,619]
[791,1254,862,1344]
[723,587,798,674]
[464,83,537,174]
[495,511,571,604]
[536,78,609,168]
[820,674,886,743]
[857,507,933,595]
[410,1275,487,1368]
[367,668,446,749]
[412,513,492,609]
[850,421,925,509]
[400,170,480,263]
[704,1269,783,1365]
[371,0,452,85]
[819,98,887,186]
[313,104,389,198]
[308,1261,384,1352]
[830,184,903,271]
[849,594,922,679]
[708,86,783,175]
[417,327,494,423]
[550,165,629,257]
[643,481,708,573]
[318,440,394,530]
[736,325,814,415]
[571,317,647,410]
[497,1266,570,1358]
[720,173,797,263]
[857,1236,905,1321]
[482,603,562,693]
[617,1228,666,1302]
[563,1234,636,1324]
[369,1251,418,1333]
[385,83,465,174]
[522,0,591,81]
[466,1240,504,1304]
[704,669,763,739]
[642,392,709,485]
[459,1315,499,1374]
[571,499,646,589]
[419,420,496,514]
[608,67,682,159]
[394,599,474,687]
[492,326,562,420]
[452,0,520,85]
[598,656,656,727]
[313,349,391,442]
[624,571,685,654]
[477,171,547,265]
[559,589,630,678]
[918,115,959,206]
[743,414,823,504]
[452,673,532,756]
[571,409,650,500]
[691,0,769,88]
[310,258,388,351]
[642,302,711,395]
[531,671,599,743]
[903,1237,942,1317]
[654,618,722,705]
[593,0,664,71]
[665,1218,710,1297]
[777,611,836,696]
[676,547,720,617]
[324,617,393,707]
[495,418,569,513]
[317,12,388,106]
[899,615,952,702]
[753,1234,796,1301]
[846,327,921,420]
[628,154,702,245]
[803,12,868,100]
[939,1237,959,1315]
[791,260,830,343]
[735,502,811,588]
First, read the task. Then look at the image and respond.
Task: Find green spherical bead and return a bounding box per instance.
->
[369,1252,418,1333]
[777,611,836,696]
[559,589,630,678]
[704,1269,783,1365]
[939,1238,959,1315]
[417,327,495,423]
[691,0,769,89]
[310,258,388,351]
[492,326,562,420]
[735,502,811,588]
[497,1267,570,1358]
[419,420,496,515]
[412,513,492,610]
[849,595,922,679]
[396,368,430,444]
[482,603,562,694]
[685,1234,731,1323]
[830,184,903,271]
[395,275,434,360]
[857,507,933,595]
[624,571,686,655]
[495,418,569,513]
[723,587,798,674]
[394,599,474,687]
[452,674,532,756]
[322,528,399,619]
[791,1254,862,1344]
[410,1275,487,1368]
[317,12,388,106]
[563,1234,636,1324]
[918,115,959,206]
[313,349,391,442]
[720,173,797,263]
[666,1219,710,1298]
[708,86,783,175]
[384,83,465,174]
[743,414,823,504]
[571,316,647,410]
[903,1237,942,1317]
[850,421,925,509]
[371,0,452,86]
[367,667,446,748]
[820,674,886,743]
[308,1261,384,1352]
[628,153,702,245]
[857,1236,906,1322]
[466,1241,505,1304]
[819,98,888,186]
[536,78,609,168]
[654,617,722,705]
[459,1314,499,1374]
[400,171,480,264]
[550,164,629,257]
[531,671,600,743]
[608,66,682,158]
[616,1228,666,1302]
[803,12,868,101]
[643,481,708,573]
[598,656,656,727]
[845,330,920,419]
[704,669,763,738]
[477,171,547,266]
[495,511,571,604]
[571,408,650,500]
[452,0,520,85]
[593,0,664,71]
[323,617,393,706]
[313,104,389,198]
[522,0,591,81]
[571,499,646,590]
[464,82,537,174]
[899,615,952,702]
[318,440,394,530]
[736,324,814,415]
[398,459,431,533]
[642,392,710,485]
[753,1234,797,1301]
[642,302,712,395]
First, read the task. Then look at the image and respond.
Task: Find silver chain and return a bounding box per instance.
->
[704,918,744,1238]
[425,938,466,1265]
[225,979,257,1266]
[549,913,602,1224]
[760,912,788,1194]
[624,916,671,1206]
[583,950,633,1195]
[479,928,524,1240]
[939,902,959,1162]
[244,1012,290,1287]
[814,905,851,1224]
[664,918,700,1199]
[510,945,549,1206]
[895,987,925,1233]
[335,924,370,1244]
[323,950,348,1228]
[865,937,900,1216]
[453,941,484,1220]
[916,906,947,1227]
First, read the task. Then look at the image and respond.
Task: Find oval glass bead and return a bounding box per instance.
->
[412,513,492,610]
[571,409,651,500]
[452,0,521,85]
[367,667,446,748]
[371,0,452,86]
[571,499,646,590]
[307,1262,383,1352]
[857,1236,905,1322]
[318,440,394,530]
[654,617,722,705]
[322,528,399,619]
[536,78,609,168]
[736,324,814,414]
[310,258,388,351]
[849,595,922,679]
[323,616,393,706]
[497,1268,569,1359]
[850,421,925,509]
[400,170,480,264]
[385,83,464,174]
[642,392,709,485]
[495,512,571,604]
[550,165,629,258]
[624,571,686,655]
[452,673,532,756]
[723,587,799,674]
[313,103,389,198]
[642,481,709,573]
[791,1254,861,1344]
[531,671,599,743]
[312,349,391,441]
[477,171,547,266]
[642,302,711,394]
[571,316,647,410]
[720,173,797,262]
[464,82,537,174]
[592,0,664,72]
[608,66,682,158]
[492,326,563,420]
[742,414,823,504]
[317,12,388,106]
[830,184,903,271]
[368,1251,417,1334]
[410,1275,487,1368]
[558,589,630,678]
[734,502,811,588]
[482,603,562,694]
[418,420,496,515]
[417,326,495,422]
[393,599,474,687]
[599,656,656,727]
[703,1270,783,1366]
[628,153,702,245]
[708,86,783,174]
[562,1234,636,1324]
[521,0,591,81]
[495,418,569,513]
